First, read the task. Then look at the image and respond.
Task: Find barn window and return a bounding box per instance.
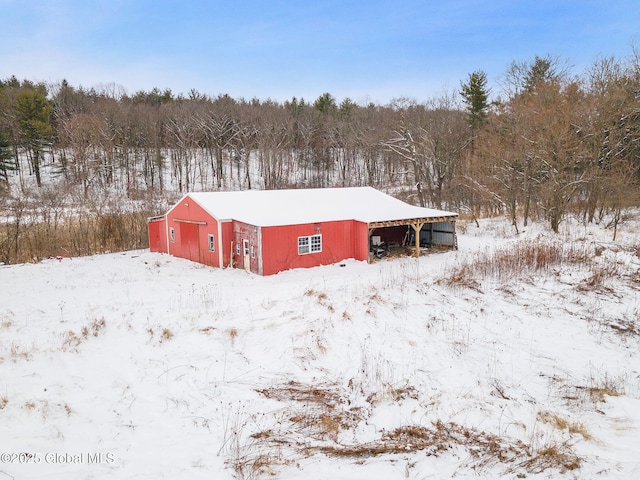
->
[251,245,255,258]
[310,234,322,252]
[170,227,175,242]
[298,234,322,255]
[236,243,240,255]
[208,234,215,252]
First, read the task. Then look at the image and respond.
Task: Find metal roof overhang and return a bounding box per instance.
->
[368,215,458,257]
[368,216,457,229]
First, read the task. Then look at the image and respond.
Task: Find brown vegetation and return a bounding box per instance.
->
[250,381,583,476]
[0,194,158,264]
[440,239,594,287]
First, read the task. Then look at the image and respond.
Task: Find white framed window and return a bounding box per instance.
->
[298,234,322,255]
[236,243,240,255]
[251,245,255,258]
[310,234,322,252]
[169,227,175,242]
[298,236,309,254]
[208,234,215,252]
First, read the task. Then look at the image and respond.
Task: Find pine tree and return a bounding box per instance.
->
[16,87,53,187]
[522,55,555,93]
[0,129,14,185]
[313,92,337,114]
[460,70,490,130]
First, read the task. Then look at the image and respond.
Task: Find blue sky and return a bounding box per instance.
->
[1,0,638,104]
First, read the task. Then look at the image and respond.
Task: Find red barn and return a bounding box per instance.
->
[148,187,458,275]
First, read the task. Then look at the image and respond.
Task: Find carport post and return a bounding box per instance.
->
[411,222,425,257]
[367,226,375,263]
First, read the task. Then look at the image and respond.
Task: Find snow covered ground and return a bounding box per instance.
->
[1,214,639,479]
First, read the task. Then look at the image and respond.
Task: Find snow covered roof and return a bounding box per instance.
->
[185,187,457,227]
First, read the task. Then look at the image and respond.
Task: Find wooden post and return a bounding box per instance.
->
[411,222,424,258]
[368,227,374,263]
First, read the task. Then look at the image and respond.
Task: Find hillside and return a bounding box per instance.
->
[1,214,639,479]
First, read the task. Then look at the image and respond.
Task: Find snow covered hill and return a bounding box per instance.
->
[1,215,639,479]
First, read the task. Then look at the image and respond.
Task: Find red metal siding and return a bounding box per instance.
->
[180,222,200,262]
[221,222,233,268]
[148,217,167,253]
[166,195,220,268]
[352,221,370,261]
[157,195,372,275]
[261,220,369,276]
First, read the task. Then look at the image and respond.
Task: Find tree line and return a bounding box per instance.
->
[1,51,639,262]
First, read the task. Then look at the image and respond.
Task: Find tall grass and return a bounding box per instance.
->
[0,209,151,264]
[441,239,594,287]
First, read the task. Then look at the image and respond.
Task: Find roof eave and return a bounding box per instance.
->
[368,215,458,228]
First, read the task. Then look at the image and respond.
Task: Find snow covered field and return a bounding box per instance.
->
[1,214,639,479]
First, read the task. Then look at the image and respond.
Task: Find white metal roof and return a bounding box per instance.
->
[185,187,457,227]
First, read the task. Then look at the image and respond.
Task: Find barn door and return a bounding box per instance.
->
[243,239,250,272]
[148,221,161,252]
[181,222,200,263]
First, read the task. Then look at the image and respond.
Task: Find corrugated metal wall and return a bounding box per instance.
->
[165,195,221,268]
[420,221,456,247]
[147,217,167,253]
[261,220,369,276]
[221,222,234,268]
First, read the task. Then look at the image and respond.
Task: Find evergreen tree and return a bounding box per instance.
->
[460,70,490,130]
[339,97,357,118]
[313,92,337,114]
[522,55,555,93]
[16,87,53,187]
[0,129,14,185]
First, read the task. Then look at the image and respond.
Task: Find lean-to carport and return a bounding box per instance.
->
[367,214,458,259]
